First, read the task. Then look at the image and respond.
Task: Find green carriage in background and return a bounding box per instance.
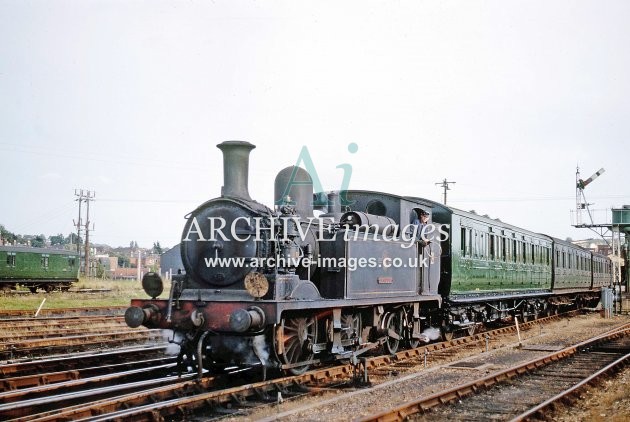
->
[0,245,79,292]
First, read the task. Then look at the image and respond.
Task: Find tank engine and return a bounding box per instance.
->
[126,141,443,375]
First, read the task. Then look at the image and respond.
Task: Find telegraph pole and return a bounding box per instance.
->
[137,249,142,282]
[435,179,456,205]
[74,189,95,277]
[84,191,95,277]
[74,190,83,255]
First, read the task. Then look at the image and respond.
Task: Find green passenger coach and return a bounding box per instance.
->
[440,210,552,298]
[432,206,553,300]
[426,200,607,328]
[0,245,79,292]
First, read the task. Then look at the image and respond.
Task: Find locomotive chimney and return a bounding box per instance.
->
[217,141,255,200]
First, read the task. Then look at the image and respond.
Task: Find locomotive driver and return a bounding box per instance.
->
[413,209,431,247]
[413,209,440,295]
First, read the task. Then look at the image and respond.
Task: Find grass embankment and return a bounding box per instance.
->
[0,277,172,310]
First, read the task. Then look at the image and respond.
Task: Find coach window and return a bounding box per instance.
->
[68,257,76,267]
[556,250,560,267]
[497,237,502,261]
[41,255,49,269]
[525,242,529,263]
[489,234,495,260]
[6,253,16,267]
[474,230,481,258]
[545,248,549,265]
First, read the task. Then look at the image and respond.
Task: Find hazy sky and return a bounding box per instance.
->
[1,1,628,249]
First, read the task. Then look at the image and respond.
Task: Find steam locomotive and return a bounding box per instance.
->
[125,141,612,376]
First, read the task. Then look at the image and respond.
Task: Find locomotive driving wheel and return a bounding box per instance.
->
[384,311,403,354]
[341,313,362,346]
[275,316,318,375]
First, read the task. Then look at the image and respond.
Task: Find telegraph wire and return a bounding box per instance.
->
[0,142,210,172]
[7,201,76,235]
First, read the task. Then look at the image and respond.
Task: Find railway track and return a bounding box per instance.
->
[365,325,630,422]
[0,344,173,379]
[8,311,620,421]
[0,310,166,361]
[0,346,177,392]
[511,337,630,421]
[0,306,126,319]
[0,316,129,341]
[0,328,165,360]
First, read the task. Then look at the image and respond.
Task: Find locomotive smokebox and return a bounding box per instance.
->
[274,166,313,217]
[218,141,255,200]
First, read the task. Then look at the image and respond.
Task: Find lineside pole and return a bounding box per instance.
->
[435,179,456,205]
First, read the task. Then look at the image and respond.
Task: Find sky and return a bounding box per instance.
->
[1,1,629,249]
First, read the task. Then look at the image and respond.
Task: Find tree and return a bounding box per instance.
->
[118,255,130,268]
[0,225,16,244]
[66,233,82,246]
[31,234,46,248]
[153,241,163,255]
[96,262,106,279]
[50,233,65,246]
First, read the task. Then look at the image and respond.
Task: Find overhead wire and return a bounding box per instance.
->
[0,142,210,172]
